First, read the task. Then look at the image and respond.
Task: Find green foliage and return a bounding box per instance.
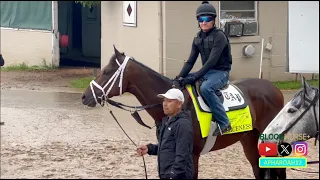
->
[1,62,56,71]
[272,79,319,90]
[75,1,100,8]
[69,76,95,89]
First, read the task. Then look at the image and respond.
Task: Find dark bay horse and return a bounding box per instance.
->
[82,47,285,179]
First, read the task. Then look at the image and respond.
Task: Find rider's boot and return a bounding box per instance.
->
[209,99,231,136]
[212,120,231,136]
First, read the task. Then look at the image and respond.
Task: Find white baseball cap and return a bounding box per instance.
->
[157,88,184,103]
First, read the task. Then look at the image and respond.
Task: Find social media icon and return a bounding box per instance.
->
[259,143,277,156]
[293,142,308,156]
[277,142,292,156]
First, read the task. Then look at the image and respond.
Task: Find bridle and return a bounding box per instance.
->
[281,87,319,144]
[89,56,130,107]
[280,87,319,173]
[89,55,162,129]
[88,55,162,179]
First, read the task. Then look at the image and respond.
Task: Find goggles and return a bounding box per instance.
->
[198,16,214,23]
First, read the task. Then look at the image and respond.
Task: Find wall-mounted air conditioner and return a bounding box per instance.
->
[221,19,258,36]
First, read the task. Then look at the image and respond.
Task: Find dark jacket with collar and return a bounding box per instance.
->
[178,27,232,79]
[147,110,194,179]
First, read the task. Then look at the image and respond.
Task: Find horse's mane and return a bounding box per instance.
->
[131,57,171,81]
[111,52,172,83]
[108,52,173,85]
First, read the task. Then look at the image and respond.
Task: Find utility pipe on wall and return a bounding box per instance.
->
[158,1,164,75]
[52,1,60,67]
[259,38,265,79]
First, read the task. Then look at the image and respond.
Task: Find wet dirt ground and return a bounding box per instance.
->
[0,68,98,92]
[0,70,319,179]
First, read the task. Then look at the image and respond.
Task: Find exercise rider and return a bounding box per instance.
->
[176,1,233,136]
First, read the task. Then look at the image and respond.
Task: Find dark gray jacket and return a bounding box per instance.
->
[178,27,232,79]
[147,110,194,179]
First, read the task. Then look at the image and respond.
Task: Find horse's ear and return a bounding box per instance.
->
[113,44,121,59]
[300,74,305,86]
[300,74,309,95]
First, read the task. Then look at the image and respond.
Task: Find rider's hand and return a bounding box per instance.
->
[173,76,179,81]
[181,74,196,86]
[136,145,148,156]
[173,76,184,81]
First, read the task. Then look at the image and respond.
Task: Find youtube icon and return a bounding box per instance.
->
[259,143,277,156]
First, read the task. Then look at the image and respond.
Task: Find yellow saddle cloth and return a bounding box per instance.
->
[185,83,253,138]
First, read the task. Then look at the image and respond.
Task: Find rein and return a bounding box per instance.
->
[280,88,319,173]
[105,98,161,129]
[104,102,149,179]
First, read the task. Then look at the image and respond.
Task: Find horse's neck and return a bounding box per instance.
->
[128,70,172,122]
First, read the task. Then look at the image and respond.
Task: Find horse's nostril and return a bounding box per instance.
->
[82,94,86,100]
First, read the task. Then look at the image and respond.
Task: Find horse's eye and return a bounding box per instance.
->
[287,108,297,113]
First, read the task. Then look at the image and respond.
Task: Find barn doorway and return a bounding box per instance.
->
[58,1,101,68]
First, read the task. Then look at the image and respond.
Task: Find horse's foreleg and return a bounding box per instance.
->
[193,154,200,179]
[239,129,261,179]
[274,168,286,179]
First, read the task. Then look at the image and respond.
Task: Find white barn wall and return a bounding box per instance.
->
[0,28,53,67]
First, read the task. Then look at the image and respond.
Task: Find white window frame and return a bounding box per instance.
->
[218,1,258,21]
[0,27,52,33]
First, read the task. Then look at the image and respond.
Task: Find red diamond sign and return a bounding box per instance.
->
[127,4,132,16]
[123,1,136,26]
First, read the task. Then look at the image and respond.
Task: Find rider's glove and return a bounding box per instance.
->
[173,76,180,81]
[181,74,196,86]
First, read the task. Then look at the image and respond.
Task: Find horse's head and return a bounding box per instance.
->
[261,75,319,145]
[82,45,132,107]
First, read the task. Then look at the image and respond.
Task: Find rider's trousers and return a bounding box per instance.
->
[199,69,230,128]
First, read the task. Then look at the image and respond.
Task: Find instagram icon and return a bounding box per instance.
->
[293,142,308,156]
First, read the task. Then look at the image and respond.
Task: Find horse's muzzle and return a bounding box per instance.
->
[82,94,97,107]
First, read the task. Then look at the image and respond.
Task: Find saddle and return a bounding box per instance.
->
[184,78,253,139]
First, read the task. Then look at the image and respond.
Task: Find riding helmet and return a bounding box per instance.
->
[196,1,217,19]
